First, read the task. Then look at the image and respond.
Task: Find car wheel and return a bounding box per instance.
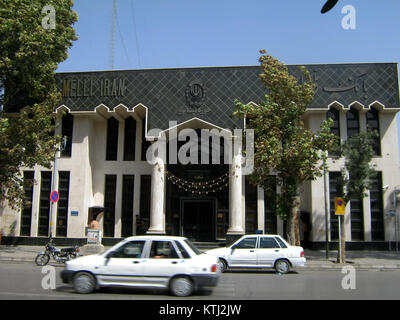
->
[218,259,227,273]
[275,259,290,274]
[170,276,194,297]
[73,272,96,294]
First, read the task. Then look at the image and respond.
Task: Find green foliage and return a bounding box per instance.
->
[233,51,337,221]
[339,130,378,203]
[0,0,77,208]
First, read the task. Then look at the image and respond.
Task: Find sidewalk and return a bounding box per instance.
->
[1,245,399,271]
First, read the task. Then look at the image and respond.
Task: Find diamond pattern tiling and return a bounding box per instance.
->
[56,63,399,131]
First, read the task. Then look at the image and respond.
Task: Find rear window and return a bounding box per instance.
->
[184,239,202,255]
[275,237,288,248]
[259,237,280,249]
[175,241,191,259]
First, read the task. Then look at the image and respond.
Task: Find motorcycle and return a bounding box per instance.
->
[35,238,80,266]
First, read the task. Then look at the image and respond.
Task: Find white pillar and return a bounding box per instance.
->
[147,157,165,234]
[227,142,244,235]
[257,186,265,232]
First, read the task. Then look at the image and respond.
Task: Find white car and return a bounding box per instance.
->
[61,235,220,297]
[207,234,306,274]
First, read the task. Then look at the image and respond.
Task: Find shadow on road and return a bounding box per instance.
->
[55,284,214,297]
[224,269,299,275]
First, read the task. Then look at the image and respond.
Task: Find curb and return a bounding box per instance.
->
[1,257,400,271]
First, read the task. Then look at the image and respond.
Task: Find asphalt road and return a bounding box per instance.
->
[0,261,399,300]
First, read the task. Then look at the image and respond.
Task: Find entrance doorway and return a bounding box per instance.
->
[181,199,215,242]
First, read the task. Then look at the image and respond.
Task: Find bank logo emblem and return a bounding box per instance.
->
[186,81,205,109]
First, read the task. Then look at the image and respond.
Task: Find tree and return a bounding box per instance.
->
[0,0,78,209]
[233,50,337,245]
[334,130,378,263]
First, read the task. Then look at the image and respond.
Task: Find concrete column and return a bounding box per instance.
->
[227,142,244,236]
[340,109,348,142]
[147,157,165,234]
[30,167,41,237]
[257,186,265,232]
[359,109,367,133]
[363,191,372,241]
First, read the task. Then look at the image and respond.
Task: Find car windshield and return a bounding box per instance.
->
[184,239,202,255]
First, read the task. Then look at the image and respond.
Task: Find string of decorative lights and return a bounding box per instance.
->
[165,170,230,195]
[165,171,229,188]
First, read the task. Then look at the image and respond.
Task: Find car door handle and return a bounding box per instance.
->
[133,261,141,264]
[250,250,255,252]
[274,250,279,252]
[171,261,178,264]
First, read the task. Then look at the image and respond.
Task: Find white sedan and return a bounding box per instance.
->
[207,234,306,274]
[61,235,220,297]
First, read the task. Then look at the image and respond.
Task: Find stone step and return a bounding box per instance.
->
[193,241,226,250]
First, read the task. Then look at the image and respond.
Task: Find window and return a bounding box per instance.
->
[329,172,341,240]
[245,176,257,234]
[366,108,381,156]
[259,237,280,249]
[20,171,34,236]
[370,172,384,240]
[103,175,117,237]
[150,241,179,259]
[327,107,340,156]
[56,171,70,237]
[346,107,359,138]
[275,237,288,248]
[184,239,202,255]
[141,118,151,161]
[350,197,364,241]
[140,175,151,230]
[124,116,136,161]
[106,117,119,161]
[61,113,73,157]
[175,241,191,259]
[113,241,145,258]
[264,176,277,234]
[38,171,52,237]
[234,237,257,249]
[121,175,134,237]
[327,107,340,138]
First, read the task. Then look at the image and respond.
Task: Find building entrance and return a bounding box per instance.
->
[181,199,215,242]
[165,131,229,241]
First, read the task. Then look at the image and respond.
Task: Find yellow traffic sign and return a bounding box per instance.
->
[335,197,345,215]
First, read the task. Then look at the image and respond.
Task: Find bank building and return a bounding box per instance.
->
[1,62,400,249]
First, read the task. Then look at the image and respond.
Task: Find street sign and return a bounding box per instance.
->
[335,197,345,215]
[50,191,59,203]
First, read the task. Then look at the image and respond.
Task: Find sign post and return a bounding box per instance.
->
[49,190,59,237]
[335,197,345,263]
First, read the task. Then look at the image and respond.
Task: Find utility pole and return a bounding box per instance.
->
[110,0,117,70]
[323,163,330,259]
[48,137,66,239]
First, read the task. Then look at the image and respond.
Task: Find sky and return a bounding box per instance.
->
[57,0,400,150]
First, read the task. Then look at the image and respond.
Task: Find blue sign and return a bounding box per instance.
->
[71,211,79,216]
